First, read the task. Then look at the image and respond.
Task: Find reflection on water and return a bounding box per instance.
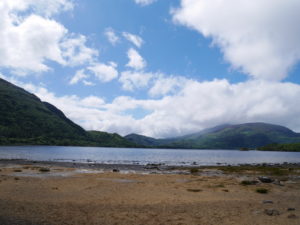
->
[0,146,300,166]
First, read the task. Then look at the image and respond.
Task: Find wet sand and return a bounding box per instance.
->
[0,160,299,225]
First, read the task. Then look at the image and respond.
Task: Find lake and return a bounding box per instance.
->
[0,146,300,166]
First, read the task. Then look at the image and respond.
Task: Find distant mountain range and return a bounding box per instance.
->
[125,123,300,150]
[1,77,300,150]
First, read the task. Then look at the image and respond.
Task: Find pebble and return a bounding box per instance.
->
[264,209,280,216]
[258,176,274,183]
[287,208,296,211]
[262,200,273,204]
[287,214,298,219]
[273,180,284,186]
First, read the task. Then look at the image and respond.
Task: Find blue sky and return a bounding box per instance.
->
[1,0,300,137]
[27,0,248,98]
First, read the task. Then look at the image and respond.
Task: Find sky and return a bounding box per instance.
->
[1,0,300,138]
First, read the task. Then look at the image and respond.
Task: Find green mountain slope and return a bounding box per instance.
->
[88,131,137,147]
[0,78,137,147]
[125,123,300,149]
[124,133,178,147]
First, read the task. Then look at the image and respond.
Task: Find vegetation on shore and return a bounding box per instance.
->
[257,143,300,152]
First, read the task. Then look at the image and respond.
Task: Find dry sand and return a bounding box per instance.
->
[0,162,299,225]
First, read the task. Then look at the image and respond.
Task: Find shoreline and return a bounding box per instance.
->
[0,159,299,224]
[1,158,300,174]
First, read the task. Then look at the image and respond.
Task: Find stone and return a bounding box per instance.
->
[262,200,273,204]
[258,176,274,183]
[273,180,284,186]
[241,180,259,185]
[287,208,296,211]
[287,214,298,219]
[264,209,280,216]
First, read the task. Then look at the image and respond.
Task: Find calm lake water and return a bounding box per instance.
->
[0,146,300,166]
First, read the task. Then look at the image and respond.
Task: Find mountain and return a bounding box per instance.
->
[124,133,176,147]
[0,78,137,147]
[125,123,300,149]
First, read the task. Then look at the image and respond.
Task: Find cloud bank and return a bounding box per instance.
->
[0,0,99,75]
[172,0,300,81]
[4,73,300,138]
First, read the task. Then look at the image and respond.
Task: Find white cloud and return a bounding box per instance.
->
[61,35,98,66]
[104,28,119,45]
[0,13,67,74]
[3,0,74,17]
[122,32,143,48]
[70,62,118,85]
[126,48,147,70]
[172,0,300,81]
[119,71,154,91]
[81,96,105,108]
[0,0,98,75]
[88,62,118,82]
[149,75,189,97]
[69,69,89,85]
[134,0,157,6]
[82,80,95,86]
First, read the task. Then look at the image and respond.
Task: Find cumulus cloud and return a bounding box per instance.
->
[69,62,118,84]
[69,69,89,85]
[3,0,74,17]
[0,13,66,74]
[149,75,189,97]
[0,0,98,75]
[126,48,147,70]
[172,0,300,81]
[87,62,119,82]
[61,35,98,66]
[80,96,105,108]
[104,28,119,45]
[119,71,154,91]
[134,0,157,6]
[122,32,144,48]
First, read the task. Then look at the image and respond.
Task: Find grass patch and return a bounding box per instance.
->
[240,180,258,185]
[39,167,50,172]
[187,189,202,192]
[256,188,269,194]
[215,184,225,188]
[216,165,298,176]
[190,168,199,174]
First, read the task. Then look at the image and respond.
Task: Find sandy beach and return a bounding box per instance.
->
[0,160,299,225]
